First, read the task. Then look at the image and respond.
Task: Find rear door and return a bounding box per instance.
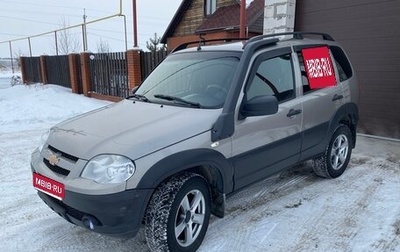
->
[294,45,345,159]
[231,47,303,190]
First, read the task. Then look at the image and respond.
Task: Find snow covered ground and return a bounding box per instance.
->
[1,78,399,252]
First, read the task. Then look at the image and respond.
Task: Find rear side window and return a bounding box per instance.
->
[297,45,353,94]
[330,46,353,81]
[301,46,336,89]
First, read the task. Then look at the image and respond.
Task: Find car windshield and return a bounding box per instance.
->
[136,52,240,108]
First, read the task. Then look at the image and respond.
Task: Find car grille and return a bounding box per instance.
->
[43,145,80,176]
[43,158,70,176]
[48,145,79,162]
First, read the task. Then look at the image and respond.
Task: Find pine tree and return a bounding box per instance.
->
[146,33,166,52]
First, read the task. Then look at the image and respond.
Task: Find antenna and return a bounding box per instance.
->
[197,34,206,51]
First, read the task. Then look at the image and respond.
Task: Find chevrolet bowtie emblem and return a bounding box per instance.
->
[48,154,61,166]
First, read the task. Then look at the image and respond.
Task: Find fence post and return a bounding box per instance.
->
[68,53,80,94]
[39,55,48,84]
[127,49,142,91]
[80,52,92,97]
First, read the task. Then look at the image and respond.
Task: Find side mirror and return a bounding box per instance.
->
[240,95,278,119]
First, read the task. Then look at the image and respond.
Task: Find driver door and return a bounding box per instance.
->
[231,48,303,190]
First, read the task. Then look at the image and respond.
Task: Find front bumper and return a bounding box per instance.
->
[37,187,153,237]
[30,147,153,237]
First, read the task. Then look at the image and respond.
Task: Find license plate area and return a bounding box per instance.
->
[33,173,65,200]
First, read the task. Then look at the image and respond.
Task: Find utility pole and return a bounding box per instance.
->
[9,41,14,74]
[240,0,246,38]
[132,0,138,47]
[83,8,88,51]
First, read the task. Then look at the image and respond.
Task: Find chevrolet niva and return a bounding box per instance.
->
[31,32,359,252]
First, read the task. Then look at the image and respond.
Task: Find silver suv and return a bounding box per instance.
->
[31,32,359,252]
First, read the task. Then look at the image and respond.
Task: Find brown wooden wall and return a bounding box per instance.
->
[295,0,400,139]
[173,0,237,37]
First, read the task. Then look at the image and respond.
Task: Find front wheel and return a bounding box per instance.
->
[312,125,353,178]
[145,173,211,252]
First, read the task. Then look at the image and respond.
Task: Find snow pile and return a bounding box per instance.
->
[0,84,110,133]
[0,82,399,252]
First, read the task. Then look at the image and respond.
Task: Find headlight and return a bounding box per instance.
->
[38,130,50,153]
[81,155,135,184]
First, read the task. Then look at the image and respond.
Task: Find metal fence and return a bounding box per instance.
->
[140,50,168,80]
[89,52,129,98]
[20,57,41,83]
[45,55,71,88]
[19,50,166,99]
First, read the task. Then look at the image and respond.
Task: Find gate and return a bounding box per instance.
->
[45,55,71,88]
[21,57,41,83]
[89,52,129,98]
[140,50,168,80]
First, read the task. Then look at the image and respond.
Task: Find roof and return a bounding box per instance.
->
[160,0,191,44]
[161,0,264,44]
[196,0,264,34]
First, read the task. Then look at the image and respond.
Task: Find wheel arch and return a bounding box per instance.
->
[137,148,234,218]
[329,102,359,148]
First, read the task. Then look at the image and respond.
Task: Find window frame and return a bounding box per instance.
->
[243,47,296,104]
[204,0,217,16]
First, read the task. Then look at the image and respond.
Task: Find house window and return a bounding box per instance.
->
[205,0,217,16]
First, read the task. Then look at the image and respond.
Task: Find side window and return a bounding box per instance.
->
[298,46,352,94]
[330,46,353,81]
[246,53,295,103]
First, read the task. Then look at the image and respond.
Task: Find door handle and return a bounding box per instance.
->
[332,94,344,101]
[287,109,302,117]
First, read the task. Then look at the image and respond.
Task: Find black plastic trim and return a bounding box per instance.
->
[37,188,153,238]
[230,133,301,190]
[300,103,359,161]
[137,149,234,194]
[293,44,329,52]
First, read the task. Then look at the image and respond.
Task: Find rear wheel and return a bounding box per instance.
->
[312,125,352,178]
[145,173,211,252]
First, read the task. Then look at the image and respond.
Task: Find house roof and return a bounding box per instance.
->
[160,0,192,44]
[196,0,264,34]
[161,0,264,44]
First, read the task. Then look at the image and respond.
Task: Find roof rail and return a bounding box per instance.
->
[246,32,334,45]
[171,38,249,53]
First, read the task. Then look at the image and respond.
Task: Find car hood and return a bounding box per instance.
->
[47,100,221,160]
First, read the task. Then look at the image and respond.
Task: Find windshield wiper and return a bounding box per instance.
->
[126,93,150,102]
[154,94,202,108]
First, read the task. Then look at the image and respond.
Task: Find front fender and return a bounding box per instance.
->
[136,148,234,194]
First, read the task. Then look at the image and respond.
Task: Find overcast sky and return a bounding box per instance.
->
[0,0,182,57]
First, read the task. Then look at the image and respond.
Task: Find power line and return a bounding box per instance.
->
[0,32,29,36]
[0,15,56,26]
[0,8,84,19]
[0,0,118,14]
[89,32,129,44]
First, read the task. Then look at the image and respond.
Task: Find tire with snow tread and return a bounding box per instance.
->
[145,172,211,252]
[312,125,352,178]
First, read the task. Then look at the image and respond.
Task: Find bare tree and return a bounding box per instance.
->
[96,38,111,53]
[13,48,25,70]
[56,18,81,55]
[146,33,166,52]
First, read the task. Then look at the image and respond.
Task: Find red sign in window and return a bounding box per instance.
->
[302,46,336,89]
